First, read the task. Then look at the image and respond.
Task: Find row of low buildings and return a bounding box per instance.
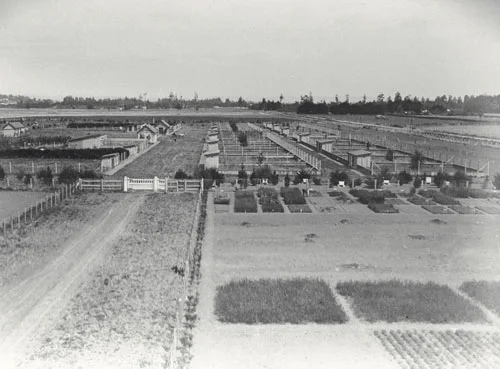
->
[200,125,220,169]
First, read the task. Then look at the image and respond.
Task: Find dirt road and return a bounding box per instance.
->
[0,194,144,368]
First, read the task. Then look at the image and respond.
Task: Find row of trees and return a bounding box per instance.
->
[1,93,250,110]
[293,93,500,116]
[4,92,500,115]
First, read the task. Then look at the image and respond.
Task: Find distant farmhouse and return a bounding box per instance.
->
[0,121,27,137]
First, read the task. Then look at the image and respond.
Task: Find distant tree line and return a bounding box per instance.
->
[3,92,500,115]
[291,93,500,116]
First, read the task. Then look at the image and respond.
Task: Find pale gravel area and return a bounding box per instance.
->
[189,193,500,369]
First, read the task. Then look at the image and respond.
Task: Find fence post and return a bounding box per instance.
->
[165,177,168,193]
[100,178,104,192]
[123,176,128,192]
[153,176,158,192]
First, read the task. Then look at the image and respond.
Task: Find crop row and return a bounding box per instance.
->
[375,329,500,369]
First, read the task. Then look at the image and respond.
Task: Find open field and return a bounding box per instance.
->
[421,124,500,139]
[0,107,277,119]
[111,125,208,178]
[21,192,197,369]
[190,192,500,369]
[0,191,48,221]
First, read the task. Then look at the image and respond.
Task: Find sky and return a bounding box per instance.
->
[0,0,499,102]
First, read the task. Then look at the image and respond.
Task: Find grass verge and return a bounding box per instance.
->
[215,278,348,324]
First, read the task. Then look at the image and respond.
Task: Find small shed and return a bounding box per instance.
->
[203,149,220,169]
[348,150,372,169]
[101,152,122,171]
[157,120,171,135]
[137,124,158,144]
[297,132,310,143]
[67,134,107,149]
[206,136,219,152]
[1,121,27,137]
[316,139,335,153]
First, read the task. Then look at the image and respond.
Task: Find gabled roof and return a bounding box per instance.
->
[3,122,25,130]
[348,150,371,156]
[158,120,171,127]
[138,124,158,134]
[68,134,106,142]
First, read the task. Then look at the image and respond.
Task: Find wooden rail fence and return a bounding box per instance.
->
[79,177,204,192]
[1,182,79,234]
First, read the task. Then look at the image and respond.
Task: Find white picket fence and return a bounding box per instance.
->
[79,177,204,192]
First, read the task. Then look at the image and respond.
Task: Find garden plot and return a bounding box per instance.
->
[336,280,487,323]
[375,329,500,369]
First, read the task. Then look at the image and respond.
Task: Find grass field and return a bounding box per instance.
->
[0,192,122,288]
[422,124,500,139]
[336,280,487,323]
[28,192,197,368]
[215,278,347,324]
[0,191,48,221]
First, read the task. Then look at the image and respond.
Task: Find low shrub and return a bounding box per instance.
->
[368,203,399,213]
[23,173,33,186]
[330,170,349,187]
[336,279,487,323]
[397,171,412,185]
[280,187,306,205]
[419,189,460,205]
[293,169,310,185]
[58,166,80,184]
[174,169,191,180]
[80,169,102,179]
[37,166,54,186]
[215,278,348,324]
[312,176,321,185]
[234,190,257,213]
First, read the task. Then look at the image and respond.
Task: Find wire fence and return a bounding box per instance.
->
[167,186,205,368]
[1,182,80,234]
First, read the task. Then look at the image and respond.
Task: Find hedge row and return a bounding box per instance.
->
[0,148,128,160]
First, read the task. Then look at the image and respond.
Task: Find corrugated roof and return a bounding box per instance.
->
[348,150,371,156]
